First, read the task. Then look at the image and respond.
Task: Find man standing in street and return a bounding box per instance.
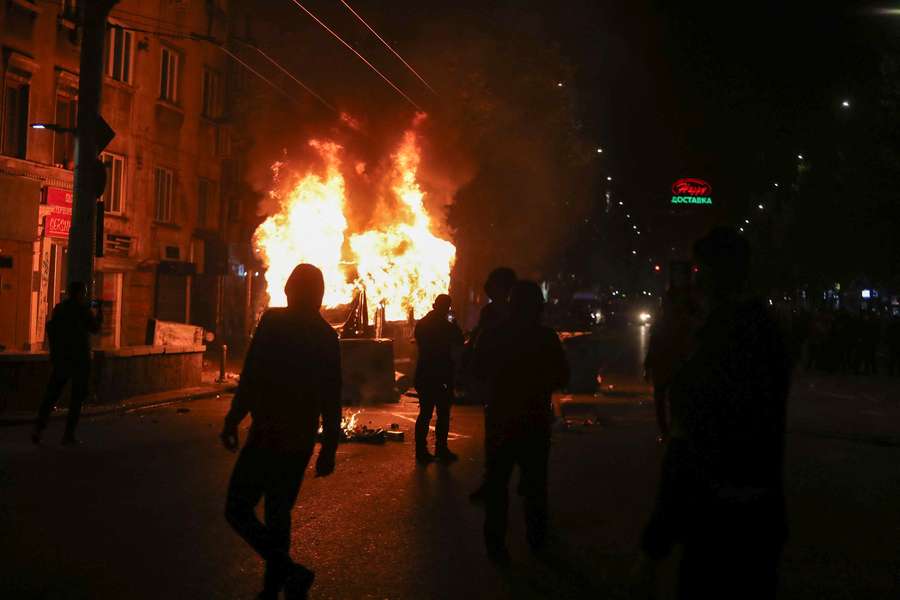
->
[221,264,341,600]
[639,228,792,599]
[414,293,464,464]
[466,267,517,503]
[472,281,569,565]
[32,281,102,445]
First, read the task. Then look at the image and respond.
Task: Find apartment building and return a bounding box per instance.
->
[0,0,254,351]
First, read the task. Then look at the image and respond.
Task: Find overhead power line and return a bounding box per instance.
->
[216,45,307,108]
[112,23,332,114]
[338,0,437,96]
[234,39,338,114]
[285,0,422,110]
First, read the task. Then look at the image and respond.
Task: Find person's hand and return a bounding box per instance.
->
[631,553,660,600]
[315,451,336,477]
[220,424,239,452]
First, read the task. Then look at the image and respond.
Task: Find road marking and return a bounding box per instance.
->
[389,412,470,439]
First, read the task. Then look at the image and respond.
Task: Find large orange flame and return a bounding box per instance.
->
[254,128,455,322]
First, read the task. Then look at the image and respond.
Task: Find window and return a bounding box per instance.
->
[105,25,134,84]
[201,67,222,118]
[100,153,125,214]
[2,81,29,158]
[53,95,77,168]
[154,167,174,222]
[160,47,179,103]
[197,178,217,228]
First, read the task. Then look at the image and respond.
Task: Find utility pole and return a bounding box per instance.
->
[67,0,118,296]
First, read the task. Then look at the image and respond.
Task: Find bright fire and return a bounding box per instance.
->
[253,125,456,322]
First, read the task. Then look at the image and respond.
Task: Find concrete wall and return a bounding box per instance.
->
[0,345,204,412]
[340,339,397,406]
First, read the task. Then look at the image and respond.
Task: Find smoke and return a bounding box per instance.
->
[234,2,594,287]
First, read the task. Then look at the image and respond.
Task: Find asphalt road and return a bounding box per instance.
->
[1,325,898,599]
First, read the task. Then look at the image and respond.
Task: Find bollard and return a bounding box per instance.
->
[218,344,228,382]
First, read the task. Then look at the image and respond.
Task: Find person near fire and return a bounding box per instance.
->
[466,266,517,503]
[221,263,342,600]
[471,280,569,565]
[414,293,465,464]
[637,227,792,599]
[32,280,102,445]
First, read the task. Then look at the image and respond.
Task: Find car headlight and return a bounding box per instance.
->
[638,312,652,323]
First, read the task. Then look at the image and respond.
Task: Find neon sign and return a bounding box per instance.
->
[671,178,713,205]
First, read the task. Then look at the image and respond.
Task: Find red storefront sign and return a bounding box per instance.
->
[44,187,73,239]
[45,212,72,238]
[46,187,74,208]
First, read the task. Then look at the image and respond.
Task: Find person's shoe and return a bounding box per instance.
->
[435,448,458,463]
[61,435,82,446]
[469,485,486,505]
[415,450,435,465]
[283,564,315,600]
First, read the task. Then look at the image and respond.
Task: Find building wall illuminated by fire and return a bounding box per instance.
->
[0,0,243,351]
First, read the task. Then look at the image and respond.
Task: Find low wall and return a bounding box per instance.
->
[0,345,205,413]
[93,345,205,404]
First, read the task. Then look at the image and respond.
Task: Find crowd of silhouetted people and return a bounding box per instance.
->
[34,225,824,599]
[789,306,900,376]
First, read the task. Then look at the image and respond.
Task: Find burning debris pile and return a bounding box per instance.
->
[253,119,455,322]
[320,409,404,445]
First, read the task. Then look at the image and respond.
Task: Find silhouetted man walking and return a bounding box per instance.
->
[221,264,341,600]
[640,228,792,599]
[467,267,517,503]
[414,293,464,464]
[32,281,102,445]
[472,281,568,565]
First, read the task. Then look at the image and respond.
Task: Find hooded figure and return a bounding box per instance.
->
[222,263,341,600]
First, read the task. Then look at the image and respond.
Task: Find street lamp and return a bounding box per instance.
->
[606,176,612,182]
[797,154,804,160]
[758,203,765,210]
[596,147,603,153]
[841,99,850,108]
[30,122,76,133]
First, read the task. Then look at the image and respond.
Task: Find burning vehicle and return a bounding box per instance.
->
[251,118,454,405]
[253,120,455,328]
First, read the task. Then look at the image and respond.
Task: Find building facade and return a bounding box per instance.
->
[0,0,256,352]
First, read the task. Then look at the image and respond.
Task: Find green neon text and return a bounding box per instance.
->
[671,195,713,205]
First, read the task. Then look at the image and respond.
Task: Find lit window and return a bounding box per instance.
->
[101,153,125,214]
[160,47,180,103]
[154,167,174,223]
[105,25,134,84]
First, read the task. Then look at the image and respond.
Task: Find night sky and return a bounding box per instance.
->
[243,0,896,276]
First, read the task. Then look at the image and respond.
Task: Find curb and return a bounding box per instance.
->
[0,384,237,427]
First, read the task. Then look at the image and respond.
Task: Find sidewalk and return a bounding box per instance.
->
[0,371,238,427]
